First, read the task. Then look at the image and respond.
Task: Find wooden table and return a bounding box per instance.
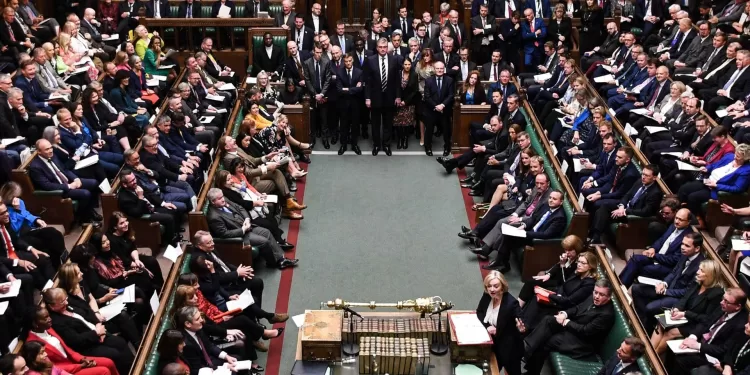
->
[295,311,501,375]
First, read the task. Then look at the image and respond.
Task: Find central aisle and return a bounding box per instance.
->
[269,154,496,375]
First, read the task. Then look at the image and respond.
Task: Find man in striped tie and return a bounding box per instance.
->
[363,38,402,156]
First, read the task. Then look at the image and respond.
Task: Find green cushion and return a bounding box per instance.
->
[268,3,281,17]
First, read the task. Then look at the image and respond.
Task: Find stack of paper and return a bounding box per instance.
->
[533,73,552,81]
[638,276,663,286]
[0,279,22,298]
[594,74,615,83]
[667,339,699,354]
[102,34,119,41]
[1,136,24,147]
[501,223,526,238]
[206,94,224,102]
[676,160,700,171]
[219,83,236,91]
[448,313,492,345]
[74,155,99,170]
[226,289,255,311]
[732,239,750,251]
[99,301,126,321]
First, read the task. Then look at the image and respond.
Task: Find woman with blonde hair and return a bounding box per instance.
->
[476,271,523,375]
[57,32,98,81]
[132,25,157,60]
[521,251,598,330]
[517,235,585,307]
[254,114,308,178]
[649,259,724,354]
[542,75,585,135]
[254,71,279,104]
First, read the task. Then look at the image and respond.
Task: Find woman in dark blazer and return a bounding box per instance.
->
[394,57,419,149]
[81,87,134,151]
[518,235,584,306]
[579,0,604,54]
[459,70,487,105]
[521,251,599,330]
[108,70,149,128]
[650,259,725,354]
[476,271,523,375]
[548,4,573,50]
[156,329,190,375]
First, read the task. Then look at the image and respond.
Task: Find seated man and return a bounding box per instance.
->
[618,208,692,287]
[200,38,237,84]
[588,165,663,244]
[581,146,640,212]
[697,49,750,118]
[640,97,701,162]
[520,279,616,375]
[14,60,60,114]
[124,149,193,212]
[613,65,671,122]
[140,131,201,193]
[6,84,53,145]
[29,139,101,224]
[438,115,503,174]
[598,337,645,375]
[43,288,134,375]
[186,70,230,112]
[206,188,298,270]
[467,91,506,160]
[579,133,618,193]
[594,44,641,95]
[166,96,215,153]
[117,169,185,246]
[31,47,74,100]
[173,86,222,143]
[606,59,657,112]
[218,135,306,219]
[176,306,243,373]
[155,116,208,172]
[631,232,705,332]
[471,190,567,273]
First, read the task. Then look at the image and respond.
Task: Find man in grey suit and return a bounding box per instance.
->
[668,21,712,71]
[11,0,56,43]
[31,47,76,99]
[206,188,298,270]
[303,44,333,149]
[421,11,440,46]
[273,0,296,30]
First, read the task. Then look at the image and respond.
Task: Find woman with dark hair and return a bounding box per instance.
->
[517,235,585,307]
[56,263,143,347]
[214,168,293,249]
[59,103,124,179]
[156,330,188,375]
[460,70,487,105]
[394,57,419,149]
[144,36,176,79]
[105,211,165,291]
[127,55,159,108]
[68,244,121,311]
[88,232,158,299]
[108,70,149,128]
[22,341,72,375]
[579,0,604,54]
[278,79,302,105]
[81,88,133,151]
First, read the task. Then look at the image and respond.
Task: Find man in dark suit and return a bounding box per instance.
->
[15,60,57,114]
[200,38,236,84]
[177,306,241,371]
[144,0,169,17]
[669,21,711,71]
[634,0,664,40]
[613,65,671,121]
[429,26,450,56]
[44,288,135,375]
[274,0,296,29]
[292,14,314,52]
[691,314,750,375]
[116,0,140,36]
[177,0,201,18]
[394,5,413,36]
[529,58,573,110]
[140,134,198,193]
[589,165,663,244]
[632,232,705,332]
[520,8,546,69]
[336,54,363,155]
[352,38,372,71]
[700,49,750,117]
[456,47,477,82]
[363,38,402,156]
[244,0,268,17]
[492,0,520,18]
[30,139,100,223]
[303,44,332,149]
[675,34,727,79]
[470,4,496,66]
[117,169,184,246]
[440,114,503,175]
[445,10,467,47]
[472,190,567,272]
[389,32,408,58]
[685,42,739,89]
[596,337,646,375]
[15,0,57,43]
[496,12,521,69]
[581,23,620,72]
[522,279,616,375]
[420,11,440,45]
[206,188,297,269]
[488,68,517,101]
[252,32,284,77]
[422,61,454,157]
[433,36,460,80]
[331,20,354,55]
[305,2,328,35]
[581,146,641,213]
[284,41,312,89]
[469,90,506,147]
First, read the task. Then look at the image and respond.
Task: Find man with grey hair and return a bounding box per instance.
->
[5,79,50,143]
[176,82,222,138]
[175,305,244,371]
[363,37,402,156]
[446,10,466,47]
[31,47,74,99]
[205,189,298,269]
[274,0,296,29]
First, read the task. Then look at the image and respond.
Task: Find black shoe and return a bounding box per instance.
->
[469,248,489,260]
[436,157,446,165]
[331,136,338,145]
[403,137,409,149]
[299,154,311,164]
[466,161,475,167]
[278,241,295,251]
[278,258,299,269]
[383,145,392,156]
[372,147,380,156]
[338,144,347,155]
[397,138,403,149]
[461,225,472,233]
[90,211,103,221]
[425,148,433,156]
[470,181,482,190]
[352,144,362,155]
[458,231,478,240]
[459,176,474,184]
[468,190,482,196]
[322,138,330,149]
[443,148,450,157]
[498,264,511,273]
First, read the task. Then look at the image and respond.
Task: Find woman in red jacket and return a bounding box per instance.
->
[25,307,119,375]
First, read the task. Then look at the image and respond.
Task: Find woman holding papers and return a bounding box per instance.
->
[143,36,176,80]
[56,33,98,82]
[517,235,584,307]
[126,56,159,108]
[677,144,750,218]
[541,75,585,138]
[520,251,599,330]
[476,271,524,375]
[59,103,125,179]
[105,212,165,291]
[108,70,150,128]
[87,233,157,306]
[81,88,134,152]
[57,263,144,348]
[630,81,685,133]
[650,259,724,355]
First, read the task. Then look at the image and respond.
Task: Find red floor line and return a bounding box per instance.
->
[454,160,491,280]
[265,175,306,375]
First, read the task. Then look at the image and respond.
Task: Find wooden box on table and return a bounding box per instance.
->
[448,312,493,364]
[300,310,344,361]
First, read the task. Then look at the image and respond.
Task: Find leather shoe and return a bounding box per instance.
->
[322,138,330,149]
[282,210,303,220]
[425,148,433,156]
[461,225,472,233]
[481,262,502,271]
[253,341,269,352]
[352,145,362,155]
[459,176,473,184]
[436,157,446,165]
[468,190,482,196]
[466,161,475,167]
[338,144,347,155]
[251,366,265,373]
[289,181,297,192]
[278,240,295,251]
[458,231,478,240]
[383,145,392,156]
[443,148,450,157]
[269,314,289,323]
[299,154,312,164]
[372,147,380,156]
[331,136,338,145]
[278,258,299,269]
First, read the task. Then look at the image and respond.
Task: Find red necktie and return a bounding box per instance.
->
[526,193,541,216]
[196,335,213,367]
[530,22,539,47]
[1,226,17,259]
[703,313,728,343]
[610,168,623,193]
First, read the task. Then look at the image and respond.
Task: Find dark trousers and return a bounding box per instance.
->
[475,204,515,238]
[371,106,395,146]
[338,105,360,145]
[524,315,595,375]
[106,310,143,347]
[79,334,135,375]
[310,102,329,138]
[618,254,673,287]
[632,283,680,333]
[590,201,628,240]
[220,314,265,341]
[469,122,494,145]
[65,178,100,220]
[424,110,452,150]
[148,209,178,245]
[678,180,711,216]
[20,226,66,268]
[253,216,284,242]
[328,99,340,139]
[17,250,55,289]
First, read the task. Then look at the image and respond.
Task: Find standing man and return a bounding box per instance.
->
[471,4,497,66]
[305,2,328,35]
[364,38,402,156]
[303,44,332,149]
[521,8,546,69]
[336,54,363,155]
[422,61,454,156]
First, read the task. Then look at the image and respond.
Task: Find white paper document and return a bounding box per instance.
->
[150,291,159,316]
[661,152,684,158]
[48,93,69,101]
[206,94,224,102]
[560,160,569,173]
[246,77,257,84]
[667,339,699,354]
[623,123,638,136]
[261,195,278,203]
[733,239,750,251]
[0,301,8,315]
[99,178,111,193]
[153,75,167,81]
[609,108,617,117]
[159,64,176,70]
[741,257,750,276]
[600,65,614,72]
[146,79,160,87]
[573,158,592,172]
[706,355,720,365]
[231,361,253,371]
[226,289,255,311]
[42,279,53,291]
[121,284,136,303]
[638,276,663,286]
[99,302,125,321]
[0,279,21,298]
[8,337,18,353]
[664,313,689,326]
[645,126,668,134]
[292,313,306,327]
[164,244,183,263]
[200,116,215,124]
[631,108,650,115]
[102,34,119,41]
[577,193,585,208]
[218,4,231,17]
[676,160,701,171]
[533,73,552,81]
[74,154,99,170]
[594,74,615,83]
[716,109,728,118]
[218,83,236,91]
[1,136,24,146]
[501,223,527,238]
[449,313,492,345]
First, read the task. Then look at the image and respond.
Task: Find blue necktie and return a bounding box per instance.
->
[533,210,552,232]
[627,185,646,208]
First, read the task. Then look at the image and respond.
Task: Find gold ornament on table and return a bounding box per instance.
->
[322,296,453,315]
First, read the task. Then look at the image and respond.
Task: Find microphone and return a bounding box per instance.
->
[342,306,363,320]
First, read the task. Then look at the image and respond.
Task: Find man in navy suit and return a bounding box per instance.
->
[336,54,363,155]
[580,133,618,192]
[363,38,402,156]
[701,49,750,118]
[613,65,670,120]
[14,60,57,114]
[596,337,645,375]
[520,8,546,68]
[394,5,413,36]
[631,232,705,332]
[582,146,640,211]
[473,190,567,272]
[634,0,664,40]
[601,52,648,99]
[618,208,693,286]
[29,139,100,223]
[145,0,169,17]
[422,61,454,156]
[525,0,551,19]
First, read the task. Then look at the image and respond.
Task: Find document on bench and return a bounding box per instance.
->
[665,312,689,326]
[594,74,615,83]
[715,109,729,118]
[0,280,22,298]
[150,291,159,316]
[163,244,183,263]
[631,108,650,115]
[449,313,493,345]
[533,73,552,81]
[218,4,231,17]
[638,276,663,286]
[146,78,160,87]
[733,239,750,251]
[121,284,136,303]
[218,83,236,91]
[600,64,614,72]
[74,154,99,170]
[676,160,701,171]
[0,301,8,315]
[226,289,255,311]
[645,126,668,134]
[501,223,527,238]
[667,339,699,354]
[200,116,215,124]
[661,152,684,158]
[48,93,69,101]
[98,179,111,194]
[206,94,224,102]
[99,301,125,321]
[102,34,119,41]
[1,136,24,147]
